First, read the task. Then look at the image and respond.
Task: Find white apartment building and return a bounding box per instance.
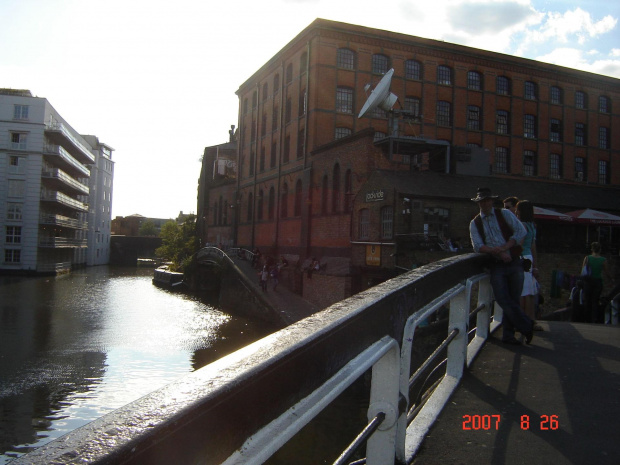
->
[82,135,115,266]
[0,89,113,274]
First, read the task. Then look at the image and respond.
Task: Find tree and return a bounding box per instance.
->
[155,215,200,272]
[139,219,158,236]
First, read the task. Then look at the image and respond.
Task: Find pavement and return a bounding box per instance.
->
[229,255,320,326]
[412,321,620,465]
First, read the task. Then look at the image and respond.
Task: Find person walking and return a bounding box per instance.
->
[581,242,612,323]
[470,187,534,345]
[271,264,279,291]
[259,265,269,292]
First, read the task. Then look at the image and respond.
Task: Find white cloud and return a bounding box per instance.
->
[536,47,620,77]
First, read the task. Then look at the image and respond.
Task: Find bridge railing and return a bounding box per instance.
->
[16,253,500,465]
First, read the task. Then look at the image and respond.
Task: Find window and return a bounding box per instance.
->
[405,60,421,80]
[300,52,307,75]
[8,180,24,198]
[467,106,481,130]
[6,226,21,244]
[321,175,329,215]
[251,120,256,141]
[550,119,562,142]
[404,97,420,117]
[372,54,389,74]
[575,157,586,181]
[4,249,20,263]
[7,203,22,220]
[359,209,370,240]
[218,196,223,225]
[259,146,265,172]
[523,150,537,176]
[332,164,340,213]
[10,133,27,150]
[496,76,511,95]
[286,63,293,84]
[252,91,257,108]
[496,110,509,134]
[283,135,290,164]
[337,48,355,69]
[299,89,306,116]
[575,123,586,146]
[294,180,302,216]
[281,183,288,218]
[437,65,452,85]
[268,187,275,220]
[424,208,449,238]
[524,81,537,100]
[257,190,264,220]
[262,83,268,101]
[272,106,278,129]
[599,127,610,149]
[381,206,393,239]
[8,156,25,174]
[243,98,248,115]
[549,154,562,179]
[598,160,609,185]
[261,113,267,137]
[524,114,537,138]
[436,101,451,127]
[273,74,280,94]
[285,97,292,123]
[370,105,387,119]
[297,128,304,158]
[249,151,255,176]
[575,91,587,109]
[247,192,253,221]
[550,86,562,104]
[336,87,354,114]
[599,96,611,113]
[335,127,352,139]
[270,142,277,168]
[373,132,387,142]
[467,71,482,90]
[13,105,28,120]
[344,170,352,213]
[494,147,509,173]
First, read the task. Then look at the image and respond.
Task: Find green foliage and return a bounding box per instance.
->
[138,219,158,237]
[155,215,200,272]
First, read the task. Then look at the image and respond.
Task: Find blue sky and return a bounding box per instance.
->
[1,0,618,219]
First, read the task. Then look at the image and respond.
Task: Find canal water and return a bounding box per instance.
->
[0,266,274,463]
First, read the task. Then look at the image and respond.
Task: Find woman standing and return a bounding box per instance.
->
[516,200,542,330]
[582,242,612,323]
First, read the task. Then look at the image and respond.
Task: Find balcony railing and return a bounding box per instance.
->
[40,191,88,212]
[40,214,87,230]
[44,122,95,165]
[38,237,88,248]
[43,144,90,177]
[42,168,90,195]
[36,262,72,273]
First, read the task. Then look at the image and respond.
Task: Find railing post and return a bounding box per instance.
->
[366,338,400,465]
[446,284,470,379]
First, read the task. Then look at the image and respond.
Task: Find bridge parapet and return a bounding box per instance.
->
[15,253,501,464]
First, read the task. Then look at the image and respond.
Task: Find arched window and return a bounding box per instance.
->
[257,190,264,220]
[294,180,302,216]
[496,76,511,95]
[273,74,280,94]
[359,209,370,240]
[300,52,307,74]
[268,186,275,220]
[286,63,293,84]
[381,206,393,239]
[332,164,340,213]
[437,66,452,85]
[467,71,482,90]
[321,175,329,215]
[437,101,452,126]
[344,169,352,213]
[372,54,389,74]
[281,183,288,218]
[337,48,355,69]
[405,60,421,80]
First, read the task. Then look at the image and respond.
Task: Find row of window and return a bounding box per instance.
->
[358,206,450,241]
[494,148,610,183]
[336,49,613,111]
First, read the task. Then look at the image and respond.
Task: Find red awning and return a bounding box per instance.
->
[533,206,573,222]
[565,208,620,225]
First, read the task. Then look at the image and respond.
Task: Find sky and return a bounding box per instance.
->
[1,0,619,219]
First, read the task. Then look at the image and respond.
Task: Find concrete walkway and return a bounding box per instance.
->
[229,255,320,325]
[412,321,620,465]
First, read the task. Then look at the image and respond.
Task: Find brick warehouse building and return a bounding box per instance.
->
[199,18,619,306]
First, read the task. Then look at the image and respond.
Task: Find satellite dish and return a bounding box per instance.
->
[358,68,398,118]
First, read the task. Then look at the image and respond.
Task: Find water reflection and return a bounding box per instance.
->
[0,266,272,463]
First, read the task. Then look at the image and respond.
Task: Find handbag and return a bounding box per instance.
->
[581,257,591,277]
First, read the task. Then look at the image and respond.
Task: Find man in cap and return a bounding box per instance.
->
[469,187,534,345]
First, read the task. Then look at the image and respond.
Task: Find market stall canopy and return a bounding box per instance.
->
[565,208,620,225]
[534,207,574,222]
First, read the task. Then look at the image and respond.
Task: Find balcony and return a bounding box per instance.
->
[44,144,90,177]
[45,123,95,165]
[39,237,88,248]
[40,191,88,212]
[40,214,88,230]
[42,168,90,195]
